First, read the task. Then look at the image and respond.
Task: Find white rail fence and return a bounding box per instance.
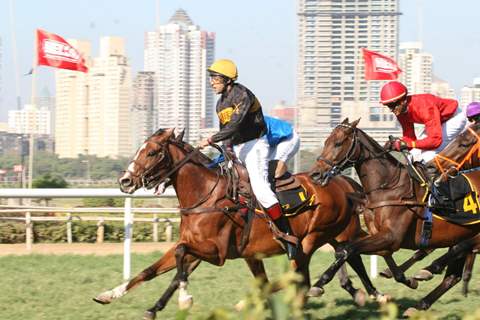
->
[0,208,180,245]
[0,188,177,280]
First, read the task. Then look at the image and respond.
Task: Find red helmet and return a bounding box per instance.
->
[380,81,408,105]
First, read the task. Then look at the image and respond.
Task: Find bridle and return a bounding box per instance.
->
[433,127,480,174]
[316,124,361,180]
[316,124,391,180]
[124,138,201,189]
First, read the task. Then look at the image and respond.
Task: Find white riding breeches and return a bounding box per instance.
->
[269,131,300,163]
[410,107,468,163]
[233,135,278,208]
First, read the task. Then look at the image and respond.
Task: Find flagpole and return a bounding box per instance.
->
[28,30,37,189]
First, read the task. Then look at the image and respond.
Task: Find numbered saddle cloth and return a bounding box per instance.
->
[429,173,480,225]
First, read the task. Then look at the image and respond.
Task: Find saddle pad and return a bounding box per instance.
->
[277,184,315,216]
[431,173,480,225]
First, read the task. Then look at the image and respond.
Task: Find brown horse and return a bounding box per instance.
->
[309,118,480,316]
[93,128,384,319]
[379,123,480,288]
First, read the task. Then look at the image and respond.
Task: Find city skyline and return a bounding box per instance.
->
[1,0,480,122]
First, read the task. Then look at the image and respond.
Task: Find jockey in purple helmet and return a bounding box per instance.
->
[466,102,480,123]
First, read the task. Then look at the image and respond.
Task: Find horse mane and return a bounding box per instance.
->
[354,127,403,165]
[148,128,215,167]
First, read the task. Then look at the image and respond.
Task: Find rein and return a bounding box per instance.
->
[433,127,480,174]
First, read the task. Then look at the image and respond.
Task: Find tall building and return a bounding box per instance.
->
[144,9,215,143]
[131,71,155,150]
[460,78,480,108]
[88,37,133,158]
[55,40,91,158]
[296,0,400,149]
[8,104,51,135]
[398,42,433,94]
[431,76,455,99]
[55,37,133,158]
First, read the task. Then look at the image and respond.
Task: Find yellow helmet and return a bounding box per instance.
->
[208,59,238,81]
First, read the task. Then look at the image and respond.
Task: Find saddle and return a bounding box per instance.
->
[428,171,480,225]
[214,151,314,216]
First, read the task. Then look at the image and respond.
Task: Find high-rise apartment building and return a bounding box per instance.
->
[131,71,155,150]
[461,78,480,108]
[431,77,455,99]
[55,37,133,158]
[88,37,133,158]
[55,40,91,158]
[398,42,433,94]
[144,9,215,143]
[8,104,51,135]
[297,0,400,149]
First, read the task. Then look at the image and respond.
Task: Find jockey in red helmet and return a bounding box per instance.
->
[380,81,467,162]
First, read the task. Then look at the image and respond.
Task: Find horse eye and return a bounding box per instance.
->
[334,142,343,147]
[147,150,157,157]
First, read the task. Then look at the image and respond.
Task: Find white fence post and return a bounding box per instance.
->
[66,213,72,244]
[152,214,159,242]
[370,255,378,279]
[165,219,173,242]
[123,197,133,280]
[97,217,105,243]
[25,211,33,250]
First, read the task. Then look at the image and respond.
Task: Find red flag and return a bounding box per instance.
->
[36,29,88,72]
[362,48,401,80]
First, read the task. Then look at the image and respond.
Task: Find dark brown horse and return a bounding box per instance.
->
[379,123,480,289]
[93,128,385,319]
[309,118,480,316]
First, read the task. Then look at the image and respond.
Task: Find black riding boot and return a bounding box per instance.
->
[273,215,298,260]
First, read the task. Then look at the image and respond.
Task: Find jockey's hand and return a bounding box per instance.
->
[391,139,408,152]
[198,137,212,149]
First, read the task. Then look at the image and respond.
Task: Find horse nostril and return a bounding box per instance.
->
[119,177,132,187]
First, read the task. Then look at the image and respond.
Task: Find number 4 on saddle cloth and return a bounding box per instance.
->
[209,155,315,216]
[428,169,480,225]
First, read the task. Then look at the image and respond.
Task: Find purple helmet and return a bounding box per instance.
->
[466,102,480,118]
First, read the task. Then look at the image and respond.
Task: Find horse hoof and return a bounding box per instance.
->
[379,269,393,279]
[178,295,193,310]
[143,310,156,320]
[306,286,324,297]
[234,299,246,311]
[375,293,392,304]
[92,292,112,305]
[354,289,367,307]
[414,269,434,281]
[402,307,418,318]
[406,278,418,289]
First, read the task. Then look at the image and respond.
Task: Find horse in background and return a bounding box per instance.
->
[309,118,480,316]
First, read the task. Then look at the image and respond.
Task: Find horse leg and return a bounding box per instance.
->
[307,244,350,297]
[462,252,476,297]
[345,252,391,304]
[403,255,467,318]
[93,246,178,304]
[379,249,433,279]
[383,255,418,289]
[143,258,201,320]
[415,238,476,281]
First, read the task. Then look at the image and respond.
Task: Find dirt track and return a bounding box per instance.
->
[0,242,333,256]
[0,242,175,256]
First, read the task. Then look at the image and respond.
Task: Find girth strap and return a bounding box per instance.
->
[367,200,425,209]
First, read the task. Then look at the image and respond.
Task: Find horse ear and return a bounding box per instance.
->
[165,128,176,139]
[174,129,185,141]
[342,118,349,124]
[351,118,361,128]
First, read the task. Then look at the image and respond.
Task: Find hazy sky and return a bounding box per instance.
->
[0,0,479,121]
